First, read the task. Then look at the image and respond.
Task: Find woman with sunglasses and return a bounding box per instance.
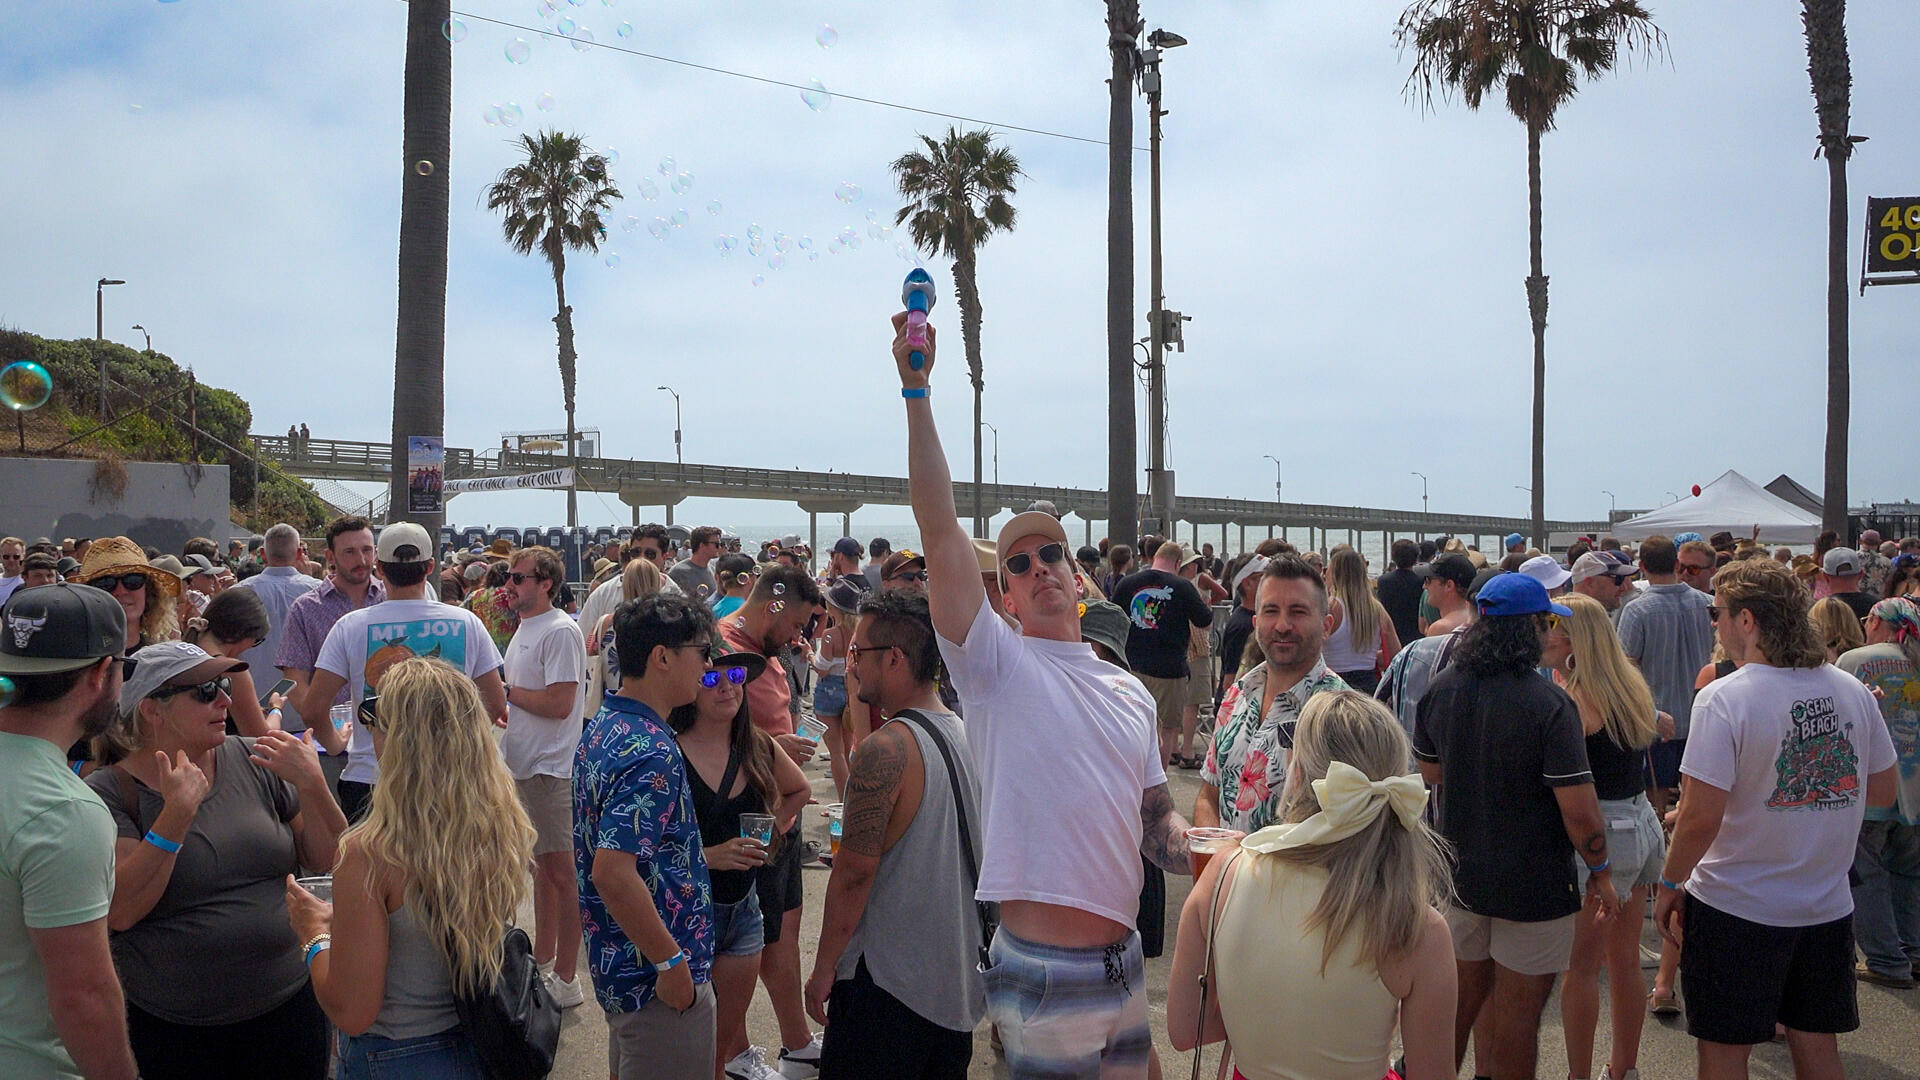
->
[85,641,348,1080]
[185,586,282,737]
[668,651,809,1080]
[75,535,182,654]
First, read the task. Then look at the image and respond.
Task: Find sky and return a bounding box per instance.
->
[3,0,1915,537]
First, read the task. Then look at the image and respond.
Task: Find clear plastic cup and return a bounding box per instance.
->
[296,875,334,903]
[797,714,828,744]
[1186,827,1245,878]
[739,813,776,846]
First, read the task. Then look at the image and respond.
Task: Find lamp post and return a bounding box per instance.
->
[656,386,682,474]
[96,278,125,419]
[1263,455,1283,502]
[1602,489,1617,522]
[1411,471,1428,515]
[984,421,999,487]
[1666,491,1681,504]
[1141,27,1188,538]
[131,324,151,353]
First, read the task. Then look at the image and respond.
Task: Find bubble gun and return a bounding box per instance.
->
[902,268,936,371]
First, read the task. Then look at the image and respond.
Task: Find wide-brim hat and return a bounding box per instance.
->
[706,649,769,686]
[76,537,180,598]
[148,555,191,581]
[1078,600,1132,670]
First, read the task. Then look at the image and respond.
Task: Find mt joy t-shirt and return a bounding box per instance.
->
[1109,568,1214,679]
[1680,663,1896,926]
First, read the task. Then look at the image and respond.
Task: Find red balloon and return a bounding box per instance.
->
[1691,485,1702,497]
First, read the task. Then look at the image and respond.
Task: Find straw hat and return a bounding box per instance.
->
[76,537,180,598]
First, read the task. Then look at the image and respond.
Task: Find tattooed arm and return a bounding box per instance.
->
[806,723,916,1024]
[1141,782,1194,876]
[1551,780,1619,921]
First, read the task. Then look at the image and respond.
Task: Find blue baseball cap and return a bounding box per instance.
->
[1475,572,1572,618]
[1672,532,1704,545]
[1504,532,1525,550]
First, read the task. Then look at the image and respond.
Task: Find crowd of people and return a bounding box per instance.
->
[2,320,1916,1080]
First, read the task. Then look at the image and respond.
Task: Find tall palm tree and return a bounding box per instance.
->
[388,0,451,535]
[1396,1,1664,547]
[892,127,1023,537]
[1106,0,1142,550]
[485,131,620,529]
[1803,0,1852,535]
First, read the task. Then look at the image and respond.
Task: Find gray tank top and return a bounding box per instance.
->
[366,902,463,1040]
[834,708,986,1031]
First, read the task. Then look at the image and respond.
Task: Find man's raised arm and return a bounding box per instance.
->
[893,311,984,645]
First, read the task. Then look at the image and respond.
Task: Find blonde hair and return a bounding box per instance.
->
[1559,594,1658,750]
[1264,690,1452,972]
[621,557,663,603]
[1810,597,1864,661]
[1715,559,1826,669]
[1326,549,1380,660]
[140,583,179,648]
[348,658,535,996]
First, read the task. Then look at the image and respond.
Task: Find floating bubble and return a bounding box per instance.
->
[748,237,766,257]
[670,209,688,227]
[568,0,586,6]
[603,146,620,164]
[671,171,693,195]
[539,0,557,14]
[800,79,832,112]
[648,217,669,240]
[414,160,435,176]
[484,105,503,126]
[867,223,885,240]
[536,90,556,111]
[556,15,576,34]
[834,181,861,204]
[637,178,658,200]
[501,102,523,126]
[442,18,468,43]
[570,27,595,52]
[864,208,879,224]
[604,251,620,268]
[808,251,820,262]
[0,361,53,411]
[746,224,764,241]
[797,236,813,250]
[894,241,912,260]
[622,214,640,232]
[0,675,12,709]
[774,234,792,254]
[505,37,531,63]
[658,155,675,177]
[706,200,723,216]
[766,594,782,606]
[697,584,710,597]
[837,226,858,245]
[768,253,786,270]
[603,0,617,6]
[817,23,838,48]
[713,235,731,254]
[773,582,786,596]
[128,104,144,114]
[617,21,633,37]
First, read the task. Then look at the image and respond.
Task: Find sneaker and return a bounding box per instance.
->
[545,972,586,1009]
[777,1034,824,1079]
[800,840,826,867]
[1639,944,1661,969]
[1600,1068,1640,1080]
[725,1047,783,1080]
[536,958,554,979]
[1855,961,1917,989]
[1648,986,1681,1016]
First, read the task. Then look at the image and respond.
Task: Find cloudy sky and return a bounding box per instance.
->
[4,0,1914,536]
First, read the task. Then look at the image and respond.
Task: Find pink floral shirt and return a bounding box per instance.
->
[1200,660,1347,832]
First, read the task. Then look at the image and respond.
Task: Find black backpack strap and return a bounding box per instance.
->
[894,709,996,970]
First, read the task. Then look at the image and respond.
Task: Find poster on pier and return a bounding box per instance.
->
[406,436,444,514]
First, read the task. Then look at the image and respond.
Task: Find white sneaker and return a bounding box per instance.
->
[777,1034,824,1079]
[1599,1068,1639,1080]
[725,1047,783,1080]
[545,972,586,1009]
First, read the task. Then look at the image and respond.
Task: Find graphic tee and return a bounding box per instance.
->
[1109,568,1213,679]
[1837,643,1920,826]
[314,598,503,784]
[501,608,588,780]
[1680,663,1896,926]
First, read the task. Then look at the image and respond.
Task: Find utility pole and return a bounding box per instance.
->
[1412,471,1428,516]
[1264,454,1282,502]
[1142,28,1187,538]
[984,421,999,487]
[657,385,683,476]
[96,278,125,419]
[1105,0,1142,549]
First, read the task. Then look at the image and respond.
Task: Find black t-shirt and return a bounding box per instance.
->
[1216,604,1255,698]
[1110,568,1214,680]
[1413,668,1593,921]
[1830,590,1877,621]
[1375,567,1426,648]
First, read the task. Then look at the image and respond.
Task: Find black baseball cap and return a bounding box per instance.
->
[1417,552,1476,589]
[0,583,128,675]
[832,537,864,560]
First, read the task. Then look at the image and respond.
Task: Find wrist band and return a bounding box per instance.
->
[304,937,331,966]
[653,950,688,972]
[901,387,929,399]
[143,830,182,854]
[1659,877,1684,891]
[1585,859,1609,875]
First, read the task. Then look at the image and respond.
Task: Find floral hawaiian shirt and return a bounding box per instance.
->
[1201,660,1348,832]
[463,585,520,654]
[574,692,713,1012]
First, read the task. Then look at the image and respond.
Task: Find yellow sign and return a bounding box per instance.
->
[1866,197,1920,274]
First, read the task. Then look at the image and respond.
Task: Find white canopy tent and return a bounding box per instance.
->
[1613,469,1823,545]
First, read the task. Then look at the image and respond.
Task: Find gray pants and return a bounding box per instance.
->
[606,982,716,1080]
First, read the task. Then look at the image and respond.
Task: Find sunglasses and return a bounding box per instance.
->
[151,676,232,704]
[1708,605,1722,623]
[358,692,382,730]
[1679,562,1713,574]
[96,572,150,593]
[847,643,894,663]
[889,570,928,583]
[505,571,546,585]
[1542,613,1563,631]
[1003,542,1068,577]
[700,666,750,688]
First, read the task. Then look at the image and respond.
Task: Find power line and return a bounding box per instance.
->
[448,7,1149,151]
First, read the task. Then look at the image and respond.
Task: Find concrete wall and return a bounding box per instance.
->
[0,457,230,554]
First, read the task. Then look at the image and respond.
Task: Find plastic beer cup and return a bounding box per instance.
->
[1186,827,1245,878]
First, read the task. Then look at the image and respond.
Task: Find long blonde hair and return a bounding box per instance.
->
[1326,548,1380,658]
[348,657,535,996]
[621,557,663,603]
[1560,594,1658,751]
[1810,596,1864,661]
[1264,690,1452,971]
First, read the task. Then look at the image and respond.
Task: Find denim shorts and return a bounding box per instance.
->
[814,674,848,718]
[1577,794,1666,892]
[713,890,766,957]
[338,1028,484,1080]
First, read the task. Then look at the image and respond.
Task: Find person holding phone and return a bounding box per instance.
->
[185,588,283,736]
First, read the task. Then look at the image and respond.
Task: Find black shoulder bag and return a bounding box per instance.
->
[451,924,562,1080]
[895,709,999,971]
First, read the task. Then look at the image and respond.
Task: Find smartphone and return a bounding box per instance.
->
[260,678,295,707]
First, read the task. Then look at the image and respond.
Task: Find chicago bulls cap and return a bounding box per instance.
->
[0,583,128,675]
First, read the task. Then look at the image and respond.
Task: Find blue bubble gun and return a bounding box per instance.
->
[902,268,936,370]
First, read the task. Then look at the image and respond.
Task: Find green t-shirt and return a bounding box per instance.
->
[0,732,116,1079]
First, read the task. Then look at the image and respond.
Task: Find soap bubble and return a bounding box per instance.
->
[834,181,861,204]
[670,209,688,227]
[864,208,879,224]
[483,105,503,126]
[837,226,857,246]
[748,237,766,257]
[536,91,556,111]
[602,0,617,6]
[658,156,675,177]
[648,218,669,240]
[713,235,732,255]
[773,582,786,596]
[808,252,820,262]
[557,15,576,34]
[442,18,468,43]
[766,594,781,605]
[797,236,813,250]
[768,253,786,270]
[774,234,792,254]
[671,172,693,195]
[128,104,144,114]
[570,27,595,51]
[817,23,838,48]
[746,224,764,241]
[706,200,723,215]
[894,241,912,260]
[617,21,633,37]
[697,584,710,597]
[604,252,621,268]
[603,146,620,165]
[413,160,434,176]
[621,215,640,232]
[0,676,13,709]
[538,0,557,14]
[800,79,832,112]
[867,224,884,240]
[0,361,53,411]
[501,102,523,126]
[505,38,531,63]
[637,178,658,200]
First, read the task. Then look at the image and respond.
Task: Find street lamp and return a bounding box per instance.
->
[1141,28,1188,539]
[1411,471,1428,515]
[1263,455,1283,502]
[1666,491,1681,504]
[131,324,151,353]
[655,386,682,471]
[96,278,125,419]
[983,421,1000,487]
[1602,489,1617,521]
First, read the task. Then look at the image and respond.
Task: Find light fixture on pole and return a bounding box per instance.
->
[131,324,151,353]
[984,421,1000,487]
[1411,471,1428,516]
[1140,27,1189,538]
[656,385,682,474]
[1602,489,1617,521]
[96,278,125,419]
[1263,454,1283,502]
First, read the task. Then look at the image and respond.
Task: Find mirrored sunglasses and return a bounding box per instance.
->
[151,676,232,704]
[700,666,749,688]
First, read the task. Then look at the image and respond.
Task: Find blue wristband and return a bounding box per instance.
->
[304,939,331,966]
[1659,877,1684,891]
[653,950,688,973]
[143,830,182,854]
[901,387,929,399]
[1585,859,1609,875]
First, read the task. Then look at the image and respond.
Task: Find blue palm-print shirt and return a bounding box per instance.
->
[574,692,714,1012]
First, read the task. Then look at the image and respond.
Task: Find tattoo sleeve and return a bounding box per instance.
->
[1580,830,1607,859]
[1140,782,1193,875]
[840,727,909,858]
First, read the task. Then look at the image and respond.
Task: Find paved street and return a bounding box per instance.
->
[540,744,1915,1080]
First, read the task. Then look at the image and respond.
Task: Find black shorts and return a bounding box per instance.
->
[819,958,972,1080]
[756,822,805,945]
[1648,738,1686,788]
[1680,893,1859,1044]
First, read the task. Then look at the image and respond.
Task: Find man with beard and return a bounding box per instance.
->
[0,584,140,1080]
[276,516,385,768]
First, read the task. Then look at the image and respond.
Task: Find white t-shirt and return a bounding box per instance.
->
[1680,662,1896,927]
[314,598,504,784]
[500,607,587,780]
[574,574,682,715]
[936,595,1166,928]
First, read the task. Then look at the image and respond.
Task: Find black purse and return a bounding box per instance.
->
[895,709,999,971]
[452,925,562,1080]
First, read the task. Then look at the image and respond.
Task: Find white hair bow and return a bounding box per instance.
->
[1241,760,1427,854]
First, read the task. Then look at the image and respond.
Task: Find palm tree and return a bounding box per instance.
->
[485,130,620,529]
[1106,0,1142,551]
[1803,0,1853,535]
[1396,1,1665,547]
[388,0,451,535]
[892,127,1023,537]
